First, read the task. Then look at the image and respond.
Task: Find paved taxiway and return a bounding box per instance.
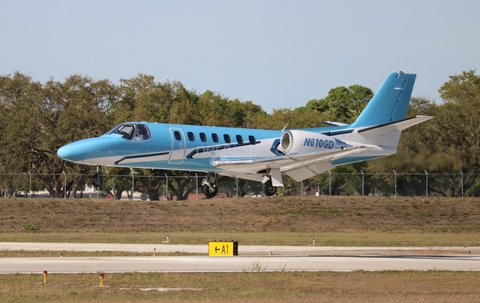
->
[1,243,479,274]
[2,255,480,274]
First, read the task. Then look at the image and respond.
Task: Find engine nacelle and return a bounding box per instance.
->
[278,130,341,155]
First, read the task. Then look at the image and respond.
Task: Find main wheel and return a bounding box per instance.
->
[202,184,218,198]
[92,173,103,187]
[262,180,277,196]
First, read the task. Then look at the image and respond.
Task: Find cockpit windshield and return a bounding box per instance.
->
[107,124,150,141]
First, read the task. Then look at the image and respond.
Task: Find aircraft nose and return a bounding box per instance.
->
[57,141,89,162]
[57,137,117,163]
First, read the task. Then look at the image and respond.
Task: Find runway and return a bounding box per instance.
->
[1,243,479,274]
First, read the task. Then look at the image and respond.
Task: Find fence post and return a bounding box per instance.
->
[164,173,168,200]
[62,171,66,199]
[425,171,428,197]
[328,170,332,196]
[130,169,137,200]
[361,170,364,196]
[28,171,32,198]
[393,170,397,197]
[96,166,99,199]
[195,173,198,201]
[461,172,464,198]
[236,177,239,198]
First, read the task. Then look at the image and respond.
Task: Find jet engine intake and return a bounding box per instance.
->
[278,130,338,155]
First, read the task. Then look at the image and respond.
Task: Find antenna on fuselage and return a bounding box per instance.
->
[282,123,289,132]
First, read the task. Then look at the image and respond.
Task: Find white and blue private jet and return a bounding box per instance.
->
[57,71,432,198]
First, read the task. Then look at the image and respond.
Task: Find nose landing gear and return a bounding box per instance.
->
[92,172,103,187]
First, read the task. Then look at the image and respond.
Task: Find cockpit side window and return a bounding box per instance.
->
[115,124,135,139]
[134,124,150,141]
[109,124,150,141]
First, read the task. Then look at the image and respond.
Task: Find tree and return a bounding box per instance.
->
[259,107,320,131]
[366,97,439,195]
[0,73,44,196]
[226,99,267,128]
[0,73,118,198]
[307,85,373,123]
[43,75,118,197]
[102,167,133,200]
[368,71,480,196]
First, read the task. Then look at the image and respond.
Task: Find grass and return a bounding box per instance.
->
[1,271,479,303]
[1,196,479,246]
[2,196,480,232]
[1,196,480,302]
[1,231,480,247]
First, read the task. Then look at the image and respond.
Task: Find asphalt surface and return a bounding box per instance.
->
[1,242,479,255]
[1,243,479,273]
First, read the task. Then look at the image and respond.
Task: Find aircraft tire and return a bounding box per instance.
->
[92,173,103,187]
[202,184,218,198]
[263,180,277,196]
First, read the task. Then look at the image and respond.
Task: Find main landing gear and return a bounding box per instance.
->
[262,170,277,197]
[201,172,218,198]
[262,179,277,196]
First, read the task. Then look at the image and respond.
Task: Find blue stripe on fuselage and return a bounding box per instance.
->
[115,151,170,165]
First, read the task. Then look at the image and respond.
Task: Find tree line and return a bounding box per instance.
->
[0,70,479,198]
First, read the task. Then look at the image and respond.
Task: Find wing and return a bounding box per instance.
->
[212,146,370,184]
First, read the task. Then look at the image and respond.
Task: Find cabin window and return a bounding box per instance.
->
[249,135,256,144]
[174,131,182,141]
[212,133,219,143]
[224,134,231,143]
[200,132,207,142]
[236,135,244,144]
[187,132,195,141]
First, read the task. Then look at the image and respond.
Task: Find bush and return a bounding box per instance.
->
[23,223,38,231]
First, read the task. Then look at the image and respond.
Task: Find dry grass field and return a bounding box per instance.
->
[0,195,479,245]
[0,271,479,303]
[1,195,480,302]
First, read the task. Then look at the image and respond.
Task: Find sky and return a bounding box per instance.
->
[1,0,479,114]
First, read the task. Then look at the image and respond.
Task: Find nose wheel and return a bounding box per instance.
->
[92,172,103,187]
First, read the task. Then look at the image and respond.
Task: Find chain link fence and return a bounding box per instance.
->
[0,171,478,199]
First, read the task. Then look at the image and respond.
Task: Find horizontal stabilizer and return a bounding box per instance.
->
[285,162,334,181]
[358,115,433,135]
[282,146,370,181]
[322,121,348,127]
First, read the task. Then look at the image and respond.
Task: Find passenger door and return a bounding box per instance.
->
[168,127,186,164]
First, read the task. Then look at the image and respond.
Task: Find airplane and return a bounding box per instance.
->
[57,71,433,198]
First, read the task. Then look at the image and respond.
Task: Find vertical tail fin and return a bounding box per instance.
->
[351,72,416,128]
